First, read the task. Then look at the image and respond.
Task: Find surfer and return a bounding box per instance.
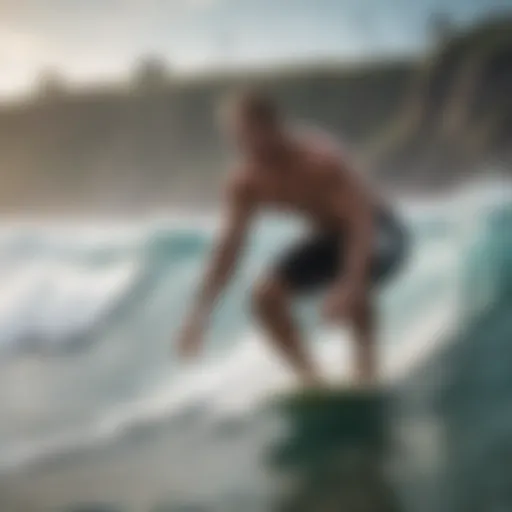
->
[176,90,408,386]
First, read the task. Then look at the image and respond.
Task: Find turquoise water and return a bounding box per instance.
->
[0,180,510,482]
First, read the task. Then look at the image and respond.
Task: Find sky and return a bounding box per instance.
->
[0,0,510,97]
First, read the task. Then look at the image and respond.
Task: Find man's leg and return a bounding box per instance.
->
[351,294,377,385]
[349,207,408,385]
[252,276,322,386]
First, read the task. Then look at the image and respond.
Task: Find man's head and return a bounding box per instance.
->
[219,89,284,158]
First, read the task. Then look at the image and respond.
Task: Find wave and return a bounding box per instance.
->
[0,180,510,473]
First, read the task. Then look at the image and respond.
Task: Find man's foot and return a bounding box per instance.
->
[354,373,379,392]
[300,371,327,391]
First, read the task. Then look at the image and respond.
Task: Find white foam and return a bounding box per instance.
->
[0,180,507,472]
[0,292,459,474]
[0,259,141,353]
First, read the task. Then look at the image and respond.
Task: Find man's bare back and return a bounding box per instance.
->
[176,90,407,386]
[233,128,377,230]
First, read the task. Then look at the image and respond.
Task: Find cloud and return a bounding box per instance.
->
[0,0,222,95]
[0,28,57,95]
[186,0,220,8]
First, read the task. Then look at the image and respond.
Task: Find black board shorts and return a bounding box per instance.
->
[275,209,409,294]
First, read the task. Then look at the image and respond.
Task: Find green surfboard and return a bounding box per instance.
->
[266,386,401,511]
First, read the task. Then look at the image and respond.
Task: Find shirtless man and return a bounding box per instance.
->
[176,90,408,386]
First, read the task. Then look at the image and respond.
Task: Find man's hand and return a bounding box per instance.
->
[322,282,366,324]
[177,308,208,360]
[174,172,253,360]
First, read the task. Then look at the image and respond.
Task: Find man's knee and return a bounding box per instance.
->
[251,276,288,315]
[351,295,374,331]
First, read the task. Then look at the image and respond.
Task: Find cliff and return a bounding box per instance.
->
[0,16,509,214]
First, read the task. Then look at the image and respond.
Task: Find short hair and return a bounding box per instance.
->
[218,88,279,126]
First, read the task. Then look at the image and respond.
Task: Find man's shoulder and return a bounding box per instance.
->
[224,163,258,201]
[297,125,347,166]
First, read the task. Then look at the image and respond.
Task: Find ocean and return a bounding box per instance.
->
[0,179,511,511]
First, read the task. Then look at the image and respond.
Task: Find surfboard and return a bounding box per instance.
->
[266,386,402,511]
[268,386,388,470]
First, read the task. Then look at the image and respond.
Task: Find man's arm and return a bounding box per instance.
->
[194,176,254,316]
[312,136,375,290]
[341,169,374,291]
[325,155,374,309]
[177,174,254,358]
